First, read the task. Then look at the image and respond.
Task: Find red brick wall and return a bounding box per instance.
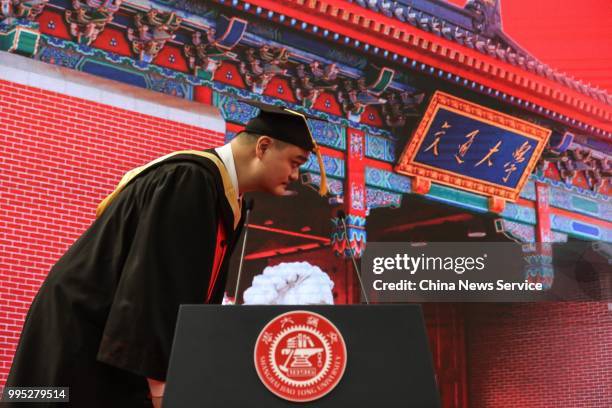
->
[465,302,612,407]
[0,79,225,385]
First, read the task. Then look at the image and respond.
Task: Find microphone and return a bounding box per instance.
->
[337,210,370,304]
[245,198,255,211]
[234,198,254,303]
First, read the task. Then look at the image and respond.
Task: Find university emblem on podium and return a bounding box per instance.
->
[254,310,347,402]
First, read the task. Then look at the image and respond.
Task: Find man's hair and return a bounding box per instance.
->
[236,131,289,149]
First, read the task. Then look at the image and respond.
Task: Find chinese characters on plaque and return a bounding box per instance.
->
[396,91,551,203]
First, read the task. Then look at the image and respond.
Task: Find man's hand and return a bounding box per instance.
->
[151,396,163,408]
[147,378,166,408]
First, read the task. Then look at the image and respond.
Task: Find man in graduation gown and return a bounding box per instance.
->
[4,103,328,407]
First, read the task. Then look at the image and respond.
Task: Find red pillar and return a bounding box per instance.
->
[524,181,554,288]
[345,127,367,221]
[343,127,367,304]
[193,85,213,105]
[535,182,552,242]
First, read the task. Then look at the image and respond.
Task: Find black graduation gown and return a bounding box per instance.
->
[4,151,245,407]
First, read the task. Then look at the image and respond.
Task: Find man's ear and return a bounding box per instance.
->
[255,136,273,159]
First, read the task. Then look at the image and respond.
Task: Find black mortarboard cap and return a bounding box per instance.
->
[243,100,318,150]
[240,99,328,196]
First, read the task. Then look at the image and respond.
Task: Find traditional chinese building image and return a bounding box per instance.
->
[1,0,610,407]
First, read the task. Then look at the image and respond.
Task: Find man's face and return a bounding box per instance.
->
[256,137,310,196]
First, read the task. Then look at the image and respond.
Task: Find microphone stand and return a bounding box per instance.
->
[233,199,254,303]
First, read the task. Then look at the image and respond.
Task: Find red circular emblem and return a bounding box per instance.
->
[254,310,347,402]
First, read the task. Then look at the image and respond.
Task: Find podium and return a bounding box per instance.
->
[163,305,440,407]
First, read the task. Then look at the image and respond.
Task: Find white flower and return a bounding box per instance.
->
[243,262,334,305]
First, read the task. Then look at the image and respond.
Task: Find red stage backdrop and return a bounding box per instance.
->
[0,1,610,407]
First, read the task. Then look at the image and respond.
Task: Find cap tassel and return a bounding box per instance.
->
[314,146,328,196]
